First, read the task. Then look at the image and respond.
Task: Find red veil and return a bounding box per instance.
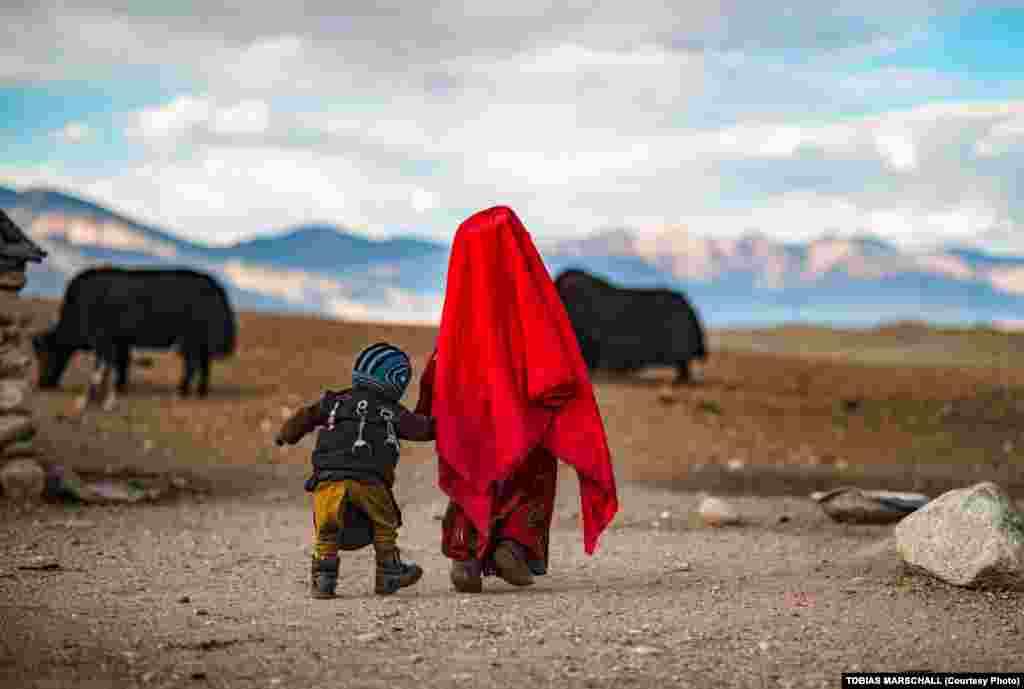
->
[418,206,618,556]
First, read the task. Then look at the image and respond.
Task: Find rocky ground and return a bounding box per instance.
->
[2,305,1024,688]
[2,457,1023,689]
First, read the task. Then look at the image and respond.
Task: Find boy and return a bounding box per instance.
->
[276,342,435,598]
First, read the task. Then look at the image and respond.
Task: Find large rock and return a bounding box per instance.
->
[2,440,36,458]
[0,379,30,414]
[0,269,26,292]
[894,482,1024,590]
[0,458,45,501]
[0,348,31,378]
[0,415,34,449]
[698,496,742,526]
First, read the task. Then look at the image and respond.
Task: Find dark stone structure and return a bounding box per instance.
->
[0,209,46,454]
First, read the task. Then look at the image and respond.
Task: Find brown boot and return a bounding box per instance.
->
[493,540,534,587]
[374,549,423,595]
[450,559,483,593]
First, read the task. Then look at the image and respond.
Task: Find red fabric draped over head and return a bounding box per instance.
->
[419,206,618,555]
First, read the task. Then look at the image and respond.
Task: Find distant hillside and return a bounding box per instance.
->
[543,227,1024,326]
[0,186,19,207]
[9,187,201,253]
[5,184,1024,327]
[210,225,443,271]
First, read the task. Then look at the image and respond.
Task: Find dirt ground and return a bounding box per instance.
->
[2,302,1023,688]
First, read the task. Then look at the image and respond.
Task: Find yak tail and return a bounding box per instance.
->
[693,318,708,360]
[204,276,237,359]
[215,311,237,358]
[695,339,708,360]
[211,307,237,359]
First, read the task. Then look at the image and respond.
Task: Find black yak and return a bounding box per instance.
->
[554,268,707,384]
[33,267,236,409]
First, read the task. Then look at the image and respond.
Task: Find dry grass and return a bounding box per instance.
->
[23,299,1024,485]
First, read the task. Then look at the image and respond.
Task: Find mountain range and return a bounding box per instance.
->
[4,184,1024,328]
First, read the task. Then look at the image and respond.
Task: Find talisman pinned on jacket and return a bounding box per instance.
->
[277,386,435,550]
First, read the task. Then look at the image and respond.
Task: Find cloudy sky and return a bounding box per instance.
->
[2,2,1024,251]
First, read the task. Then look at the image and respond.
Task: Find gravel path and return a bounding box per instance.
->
[2,461,1022,689]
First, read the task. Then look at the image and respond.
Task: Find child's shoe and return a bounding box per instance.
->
[449,558,483,593]
[375,550,423,595]
[310,555,339,599]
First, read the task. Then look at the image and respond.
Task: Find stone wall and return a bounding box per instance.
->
[0,265,37,459]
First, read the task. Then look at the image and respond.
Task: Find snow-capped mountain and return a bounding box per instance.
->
[5,184,1024,327]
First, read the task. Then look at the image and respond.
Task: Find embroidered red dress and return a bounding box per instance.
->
[415,206,618,571]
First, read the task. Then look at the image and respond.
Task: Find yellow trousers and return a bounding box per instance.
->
[311,480,400,561]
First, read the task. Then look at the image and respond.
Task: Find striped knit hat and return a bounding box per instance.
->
[352,342,412,401]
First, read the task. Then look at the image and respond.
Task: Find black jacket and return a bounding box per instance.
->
[276,386,435,489]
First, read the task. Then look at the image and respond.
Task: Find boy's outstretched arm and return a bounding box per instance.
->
[397,408,436,442]
[275,402,327,446]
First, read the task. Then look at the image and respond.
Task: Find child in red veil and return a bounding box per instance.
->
[415,206,618,592]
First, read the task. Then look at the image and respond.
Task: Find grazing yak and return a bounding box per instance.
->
[554,268,707,384]
[33,267,236,409]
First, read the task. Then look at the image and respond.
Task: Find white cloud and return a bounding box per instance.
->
[54,121,93,144]
[102,147,358,241]
[4,3,1024,256]
[874,132,918,171]
[218,35,306,89]
[516,43,673,74]
[364,119,434,149]
[128,95,213,149]
[975,112,1024,157]
[708,125,808,159]
[0,1,966,79]
[0,164,79,191]
[8,95,1024,254]
[4,142,459,244]
[485,145,653,186]
[127,95,275,150]
[666,193,1010,252]
[411,188,437,214]
[211,100,271,136]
